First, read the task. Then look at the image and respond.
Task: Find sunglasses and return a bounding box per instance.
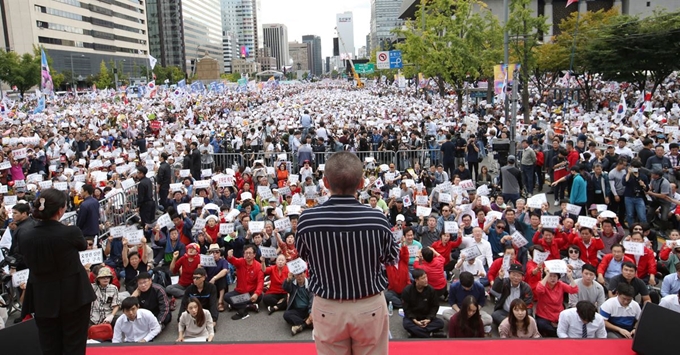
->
[442,209,450,212]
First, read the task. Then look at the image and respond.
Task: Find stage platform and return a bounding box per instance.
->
[88,339,635,355]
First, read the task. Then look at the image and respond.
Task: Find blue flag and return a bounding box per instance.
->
[33,97,45,114]
[178,79,186,89]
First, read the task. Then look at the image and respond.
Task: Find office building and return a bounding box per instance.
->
[222,30,239,73]
[147,0,184,70]
[262,23,288,70]
[256,47,277,71]
[335,11,355,59]
[370,0,404,53]
[325,56,330,73]
[302,35,322,77]
[231,58,260,74]
[0,0,149,78]
[221,0,262,73]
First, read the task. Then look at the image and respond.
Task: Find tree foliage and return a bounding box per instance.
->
[153,66,185,84]
[394,0,503,98]
[95,60,113,89]
[0,48,42,98]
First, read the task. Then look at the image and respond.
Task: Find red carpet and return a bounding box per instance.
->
[88,339,635,354]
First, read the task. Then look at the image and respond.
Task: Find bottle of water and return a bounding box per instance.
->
[388,301,393,316]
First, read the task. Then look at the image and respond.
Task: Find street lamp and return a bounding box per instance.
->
[70,54,84,96]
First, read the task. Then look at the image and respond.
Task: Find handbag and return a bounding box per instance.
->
[88,323,113,342]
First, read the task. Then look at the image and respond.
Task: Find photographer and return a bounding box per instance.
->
[465,135,481,181]
[623,161,649,228]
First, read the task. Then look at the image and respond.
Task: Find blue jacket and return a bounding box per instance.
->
[570,174,588,204]
[448,280,486,309]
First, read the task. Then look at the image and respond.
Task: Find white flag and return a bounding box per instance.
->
[148,55,158,70]
[614,93,627,122]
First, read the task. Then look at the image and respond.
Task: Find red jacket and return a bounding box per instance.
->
[431,238,463,265]
[487,257,522,284]
[573,237,604,267]
[386,245,411,294]
[535,281,579,323]
[532,231,568,260]
[173,254,200,287]
[414,254,447,290]
[659,245,674,262]
[596,254,635,276]
[626,248,657,279]
[555,228,579,246]
[228,256,264,296]
[264,265,289,295]
[524,260,542,293]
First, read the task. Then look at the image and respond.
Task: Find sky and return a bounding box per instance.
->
[259,0,372,58]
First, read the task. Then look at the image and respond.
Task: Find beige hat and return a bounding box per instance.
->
[97,267,113,279]
[208,243,220,252]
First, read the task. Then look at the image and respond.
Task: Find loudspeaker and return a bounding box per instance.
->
[0,319,42,355]
[632,302,680,355]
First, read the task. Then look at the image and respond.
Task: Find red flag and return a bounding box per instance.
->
[566,0,578,7]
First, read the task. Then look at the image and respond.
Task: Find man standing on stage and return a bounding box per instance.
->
[296,151,399,355]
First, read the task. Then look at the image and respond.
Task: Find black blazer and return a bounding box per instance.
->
[20,220,96,318]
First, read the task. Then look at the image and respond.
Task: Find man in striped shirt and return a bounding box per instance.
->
[296,151,399,355]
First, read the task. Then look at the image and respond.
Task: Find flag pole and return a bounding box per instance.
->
[565,0,581,124]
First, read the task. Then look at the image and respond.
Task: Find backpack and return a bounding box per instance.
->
[536,150,545,167]
[151,267,172,288]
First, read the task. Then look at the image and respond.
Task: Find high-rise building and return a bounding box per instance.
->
[0,0,149,77]
[222,30,239,73]
[221,0,261,72]
[335,12,355,59]
[325,56,330,73]
[370,0,404,54]
[146,0,222,74]
[288,41,310,72]
[262,24,289,70]
[302,35,322,77]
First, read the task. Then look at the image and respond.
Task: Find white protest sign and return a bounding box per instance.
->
[286,205,302,215]
[486,211,503,221]
[541,216,560,229]
[170,183,183,192]
[533,250,551,265]
[459,179,475,190]
[0,161,11,170]
[304,186,317,197]
[403,179,415,188]
[194,180,210,189]
[258,186,273,200]
[191,197,204,208]
[274,217,292,231]
[278,186,291,196]
[416,195,429,205]
[53,182,68,191]
[476,184,490,196]
[259,246,278,258]
[180,169,190,177]
[389,188,401,198]
[200,254,217,267]
[287,258,308,274]
[316,195,329,205]
[12,148,27,160]
[13,180,25,188]
[109,226,125,239]
[79,249,103,265]
[249,221,264,233]
[599,210,616,218]
[407,245,420,257]
[595,204,608,212]
[461,245,482,260]
[566,203,582,215]
[527,197,543,209]
[623,241,645,256]
[216,175,234,187]
[444,221,459,234]
[544,259,569,274]
[438,193,452,204]
[219,223,234,235]
[241,192,253,201]
[157,213,174,229]
[201,169,212,178]
[290,193,305,206]
[511,231,528,248]
[416,206,432,217]
[121,178,135,190]
[193,218,207,231]
[288,174,299,184]
[480,196,491,207]
[176,203,191,215]
[126,230,144,245]
[393,229,403,243]
[502,254,512,271]
[229,293,252,304]
[12,269,29,287]
[0,185,7,194]
[384,172,396,182]
[73,174,87,182]
[4,195,17,206]
[577,216,598,230]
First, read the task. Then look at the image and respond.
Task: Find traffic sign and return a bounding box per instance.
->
[376,51,390,69]
[389,50,402,69]
[354,63,375,74]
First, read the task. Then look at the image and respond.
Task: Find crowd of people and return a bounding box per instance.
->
[1,74,680,345]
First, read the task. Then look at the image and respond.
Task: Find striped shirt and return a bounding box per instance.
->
[295,196,400,300]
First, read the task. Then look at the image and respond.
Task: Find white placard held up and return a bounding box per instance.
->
[544,259,568,274]
[577,216,598,229]
[12,148,27,160]
[157,213,174,229]
[416,206,432,217]
[541,216,560,229]
[566,203,582,215]
[459,179,475,190]
[461,245,482,260]
[502,254,512,271]
[176,203,191,215]
[533,250,551,265]
[259,246,278,258]
[278,186,291,196]
[258,186,273,200]
[180,169,191,177]
[393,229,403,243]
[287,258,308,274]
[407,245,419,257]
[12,269,29,287]
[191,197,204,208]
[4,195,17,206]
[438,193,452,204]
[121,178,135,190]
[511,231,528,248]
[486,211,503,221]
[0,185,7,194]
[0,161,11,170]
[200,254,217,267]
[219,223,234,235]
[444,221,459,234]
[53,182,68,191]
[194,180,210,189]
[402,195,412,207]
[170,183,183,192]
[79,249,103,265]
[126,230,144,245]
[241,192,253,201]
[201,169,212,178]
[416,195,429,205]
[109,226,126,239]
[274,217,292,231]
[623,241,645,256]
[249,221,264,233]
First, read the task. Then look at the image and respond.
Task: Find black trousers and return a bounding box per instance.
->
[283,308,310,326]
[262,293,287,307]
[34,303,91,355]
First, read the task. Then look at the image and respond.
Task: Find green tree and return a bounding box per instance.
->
[330,69,339,79]
[394,0,503,99]
[0,50,39,98]
[586,10,680,95]
[95,60,113,89]
[506,0,549,121]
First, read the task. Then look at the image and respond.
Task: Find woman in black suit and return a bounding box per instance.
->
[20,188,96,355]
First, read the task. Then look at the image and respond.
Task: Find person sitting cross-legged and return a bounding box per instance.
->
[130,272,171,330]
[176,297,215,342]
[179,268,219,323]
[283,271,314,336]
[448,295,485,338]
[442,271,492,334]
[401,269,446,338]
[224,245,264,320]
[490,264,534,326]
